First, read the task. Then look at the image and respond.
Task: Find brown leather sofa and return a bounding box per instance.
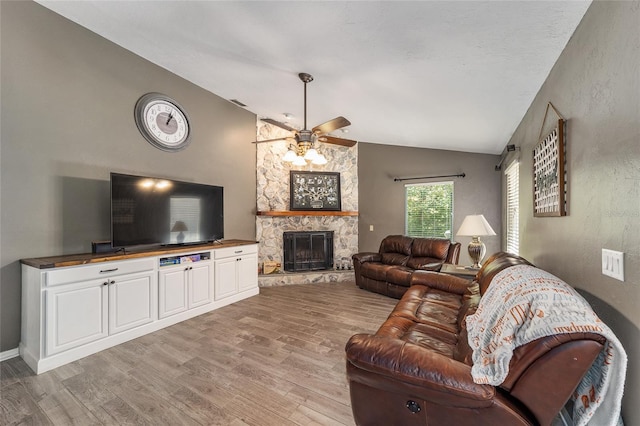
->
[352,235,461,299]
[346,252,606,426]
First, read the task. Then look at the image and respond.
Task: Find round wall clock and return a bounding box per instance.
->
[134,93,191,152]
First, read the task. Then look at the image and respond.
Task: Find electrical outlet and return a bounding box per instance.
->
[602,249,624,281]
[369,225,374,231]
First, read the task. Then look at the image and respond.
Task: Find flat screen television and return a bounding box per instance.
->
[111,172,224,249]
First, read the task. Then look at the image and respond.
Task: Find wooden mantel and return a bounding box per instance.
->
[256,210,358,217]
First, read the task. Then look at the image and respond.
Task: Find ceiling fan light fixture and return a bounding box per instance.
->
[292,155,307,166]
[283,148,298,162]
[304,147,319,161]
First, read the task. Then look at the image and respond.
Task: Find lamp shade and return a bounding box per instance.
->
[292,155,307,166]
[304,148,318,161]
[282,148,298,162]
[456,214,496,237]
[171,221,188,232]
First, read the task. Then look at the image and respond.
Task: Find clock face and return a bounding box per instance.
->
[135,93,191,152]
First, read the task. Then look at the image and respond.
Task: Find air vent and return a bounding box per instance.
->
[229,99,247,107]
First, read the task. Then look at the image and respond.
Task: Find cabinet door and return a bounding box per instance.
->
[158,267,188,319]
[109,272,156,334]
[46,280,108,356]
[238,253,258,292]
[189,262,213,308]
[214,257,238,300]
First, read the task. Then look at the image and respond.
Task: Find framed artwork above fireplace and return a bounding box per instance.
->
[290,171,341,211]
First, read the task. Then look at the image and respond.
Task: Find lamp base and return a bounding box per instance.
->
[467,236,486,269]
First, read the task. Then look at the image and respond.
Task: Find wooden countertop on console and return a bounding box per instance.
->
[21,239,258,269]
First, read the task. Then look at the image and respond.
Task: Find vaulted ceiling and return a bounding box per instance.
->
[36,1,591,154]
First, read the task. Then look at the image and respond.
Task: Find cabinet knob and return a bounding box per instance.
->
[103,281,109,286]
[110,280,115,284]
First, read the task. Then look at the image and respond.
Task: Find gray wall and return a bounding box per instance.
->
[358,142,501,266]
[0,2,257,351]
[504,2,639,423]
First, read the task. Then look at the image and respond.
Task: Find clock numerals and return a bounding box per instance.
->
[135,93,191,152]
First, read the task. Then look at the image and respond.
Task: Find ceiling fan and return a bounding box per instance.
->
[253,73,357,163]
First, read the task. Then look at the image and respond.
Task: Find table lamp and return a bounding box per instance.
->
[171,220,188,244]
[456,214,496,268]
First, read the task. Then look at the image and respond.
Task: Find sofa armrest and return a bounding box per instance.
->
[410,270,474,295]
[446,242,461,264]
[346,334,494,407]
[352,252,381,264]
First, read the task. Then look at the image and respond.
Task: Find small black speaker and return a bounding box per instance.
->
[92,241,115,254]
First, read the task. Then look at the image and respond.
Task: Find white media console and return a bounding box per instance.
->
[20,240,258,374]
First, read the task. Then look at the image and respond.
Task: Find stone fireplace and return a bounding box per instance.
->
[256,119,358,286]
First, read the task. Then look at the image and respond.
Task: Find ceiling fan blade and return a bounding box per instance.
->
[318,135,357,147]
[252,137,294,144]
[312,116,351,135]
[261,118,296,132]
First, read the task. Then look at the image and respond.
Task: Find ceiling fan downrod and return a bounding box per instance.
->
[298,73,313,130]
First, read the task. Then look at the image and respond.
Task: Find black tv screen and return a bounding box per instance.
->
[111,173,224,248]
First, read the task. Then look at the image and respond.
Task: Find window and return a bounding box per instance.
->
[505,161,519,254]
[405,182,454,239]
[170,197,201,243]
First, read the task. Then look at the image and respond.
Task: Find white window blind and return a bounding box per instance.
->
[505,161,519,255]
[405,182,454,240]
[170,197,201,243]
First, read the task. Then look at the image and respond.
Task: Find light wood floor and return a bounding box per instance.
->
[1,282,397,425]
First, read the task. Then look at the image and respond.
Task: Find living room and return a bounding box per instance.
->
[1,1,638,425]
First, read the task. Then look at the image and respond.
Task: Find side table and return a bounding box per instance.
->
[440,263,479,279]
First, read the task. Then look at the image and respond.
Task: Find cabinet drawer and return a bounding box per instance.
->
[46,258,156,287]
[214,244,257,260]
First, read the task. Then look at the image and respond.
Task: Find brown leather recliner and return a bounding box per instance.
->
[352,235,461,298]
[346,252,606,426]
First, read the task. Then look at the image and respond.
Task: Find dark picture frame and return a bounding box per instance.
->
[290,171,341,211]
[533,118,566,217]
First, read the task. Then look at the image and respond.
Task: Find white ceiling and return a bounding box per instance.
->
[36,1,591,154]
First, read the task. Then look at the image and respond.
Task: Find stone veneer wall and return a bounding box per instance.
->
[256,119,358,285]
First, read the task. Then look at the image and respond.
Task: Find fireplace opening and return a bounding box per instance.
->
[283,231,334,272]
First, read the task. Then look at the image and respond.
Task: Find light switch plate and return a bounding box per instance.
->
[602,249,624,281]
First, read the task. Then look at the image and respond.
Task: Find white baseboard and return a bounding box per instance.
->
[0,347,20,362]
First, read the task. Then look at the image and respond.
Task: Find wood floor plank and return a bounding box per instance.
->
[104,376,201,425]
[21,369,66,403]
[99,396,156,426]
[0,381,53,425]
[286,383,355,426]
[289,403,347,426]
[220,395,298,426]
[38,388,102,425]
[0,282,397,425]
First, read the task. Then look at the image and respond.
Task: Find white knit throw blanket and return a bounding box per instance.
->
[466,265,627,426]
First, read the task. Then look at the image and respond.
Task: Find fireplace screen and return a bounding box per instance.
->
[283,231,334,272]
